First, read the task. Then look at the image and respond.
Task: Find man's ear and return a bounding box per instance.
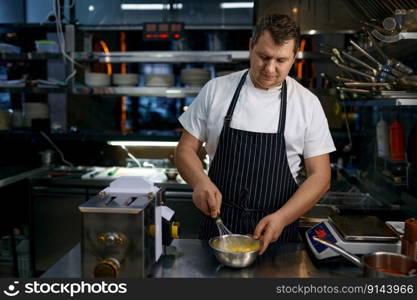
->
[249,38,253,50]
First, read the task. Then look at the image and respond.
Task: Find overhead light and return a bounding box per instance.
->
[308,29,317,35]
[121,3,183,10]
[220,2,253,9]
[166,89,182,94]
[88,5,95,12]
[108,141,178,147]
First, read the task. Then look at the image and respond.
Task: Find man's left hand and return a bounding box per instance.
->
[253,213,286,255]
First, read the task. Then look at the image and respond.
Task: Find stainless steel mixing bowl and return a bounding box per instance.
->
[209,234,260,268]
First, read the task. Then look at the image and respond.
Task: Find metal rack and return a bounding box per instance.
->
[74,51,246,63]
[0,53,62,60]
[74,50,323,63]
[342,98,417,106]
[72,86,200,98]
[0,86,66,94]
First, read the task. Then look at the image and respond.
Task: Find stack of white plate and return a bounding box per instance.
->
[216,70,235,77]
[112,73,139,86]
[180,68,211,87]
[144,74,175,87]
[85,72,111,87]
[24,102,49,127]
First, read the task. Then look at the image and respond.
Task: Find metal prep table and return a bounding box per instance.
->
[42,239,362,278]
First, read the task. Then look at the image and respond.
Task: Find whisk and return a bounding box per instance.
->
[215,216,232,236]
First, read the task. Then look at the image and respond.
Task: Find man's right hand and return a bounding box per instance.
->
[192,180,222,218]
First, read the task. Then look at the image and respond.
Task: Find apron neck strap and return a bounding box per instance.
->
[224,70,248,125]
[223,70,288,134]
[277,79,287,134]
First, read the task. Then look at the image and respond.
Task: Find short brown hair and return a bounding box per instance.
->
[252,14,300,53]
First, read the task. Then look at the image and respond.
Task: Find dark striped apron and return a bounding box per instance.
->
[200,70,299,243]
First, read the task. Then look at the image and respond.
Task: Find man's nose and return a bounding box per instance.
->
[264,60,276,73]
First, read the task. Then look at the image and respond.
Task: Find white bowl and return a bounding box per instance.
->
[85,72,111,87]
[180,68,210,87]
[112,73,139,86]
[216,70,234,77]
[144,74,175,87]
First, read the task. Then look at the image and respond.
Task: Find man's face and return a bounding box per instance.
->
[249,31,296,89]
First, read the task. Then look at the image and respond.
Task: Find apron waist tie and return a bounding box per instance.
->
[222,201,277,214]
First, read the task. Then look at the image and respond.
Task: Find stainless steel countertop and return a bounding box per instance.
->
[0,167,47,188]
[42,239,362,278]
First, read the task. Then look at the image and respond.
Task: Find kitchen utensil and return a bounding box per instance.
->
[209,234,260,268]
[349,40,398,82]
[349,39,382,69]
[366,30,414,75]
[215,215,232,236]
[398,75,417,88]
[313,237,417,278]
[331,56,376,82]
[331,48,345,64]
[340,50,378,76]
[343,82,391,87]
[336,87,372,94]
[335,76,355,82]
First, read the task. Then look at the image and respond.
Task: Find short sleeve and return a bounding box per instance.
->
[303,98,336,158]
[178,82,210,142]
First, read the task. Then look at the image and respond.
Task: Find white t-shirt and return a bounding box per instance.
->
[179,69,336,181]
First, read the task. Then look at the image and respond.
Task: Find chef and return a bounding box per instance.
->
[175,14,335,254]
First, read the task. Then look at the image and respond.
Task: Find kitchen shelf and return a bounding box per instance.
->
[74,50,323,63]
[342,98,417,106]
[74,51,244,63]
[72,86,200,97]
[0,52,61,60]
[0,85,66,93]
[0,85,201,97]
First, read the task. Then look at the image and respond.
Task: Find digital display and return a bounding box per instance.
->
[143,22,184,41]
[307,222,337,253]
